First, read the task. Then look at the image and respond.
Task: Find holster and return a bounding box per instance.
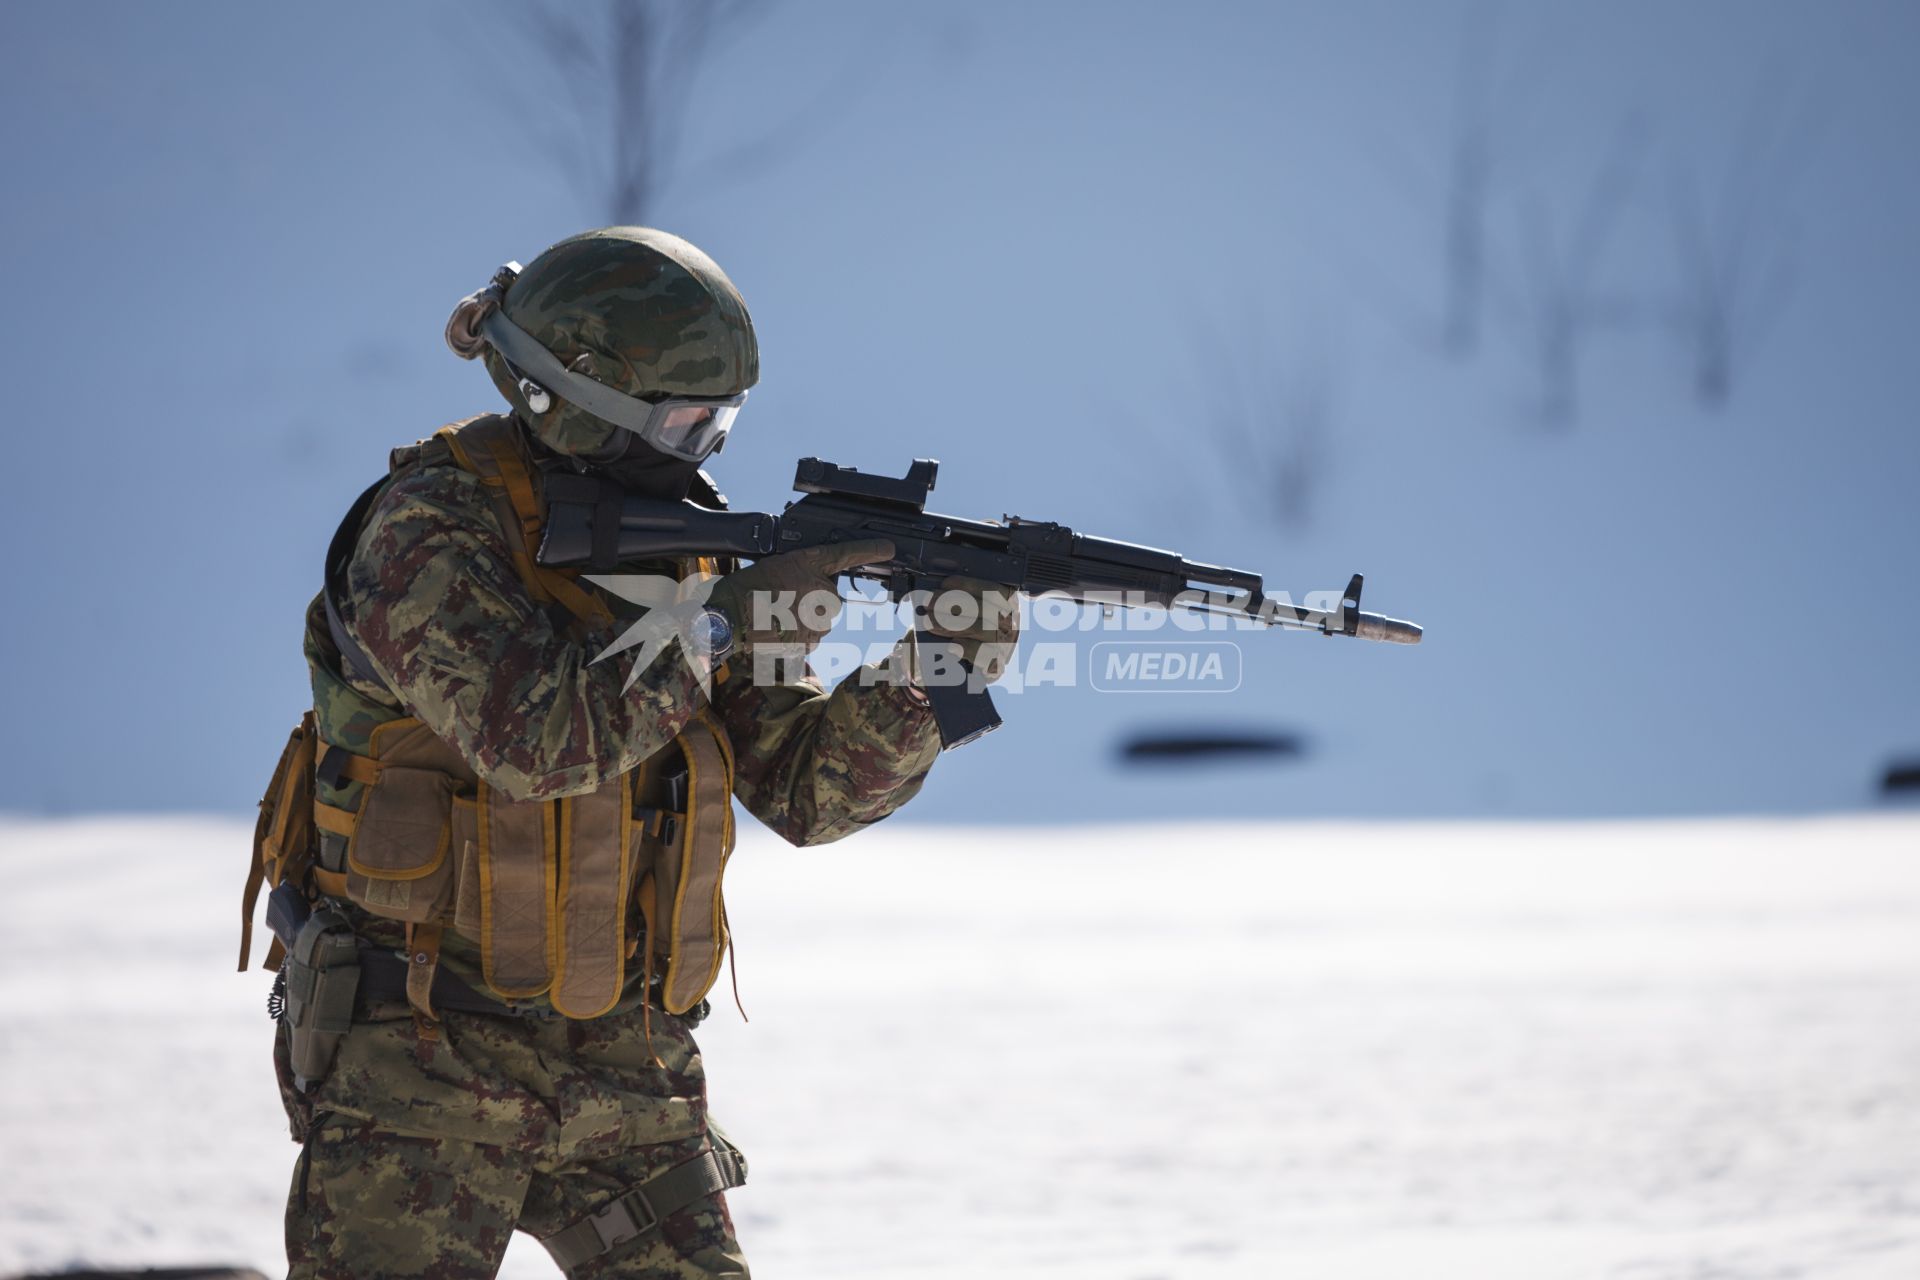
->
[281,905,361,1091]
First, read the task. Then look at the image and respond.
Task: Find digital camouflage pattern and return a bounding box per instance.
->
[279,995,744,1278]
[330,459,710,803]
[474,227,759,461]
[708,637,943,846]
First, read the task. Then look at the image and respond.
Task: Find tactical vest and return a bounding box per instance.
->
[241,415,737,1025]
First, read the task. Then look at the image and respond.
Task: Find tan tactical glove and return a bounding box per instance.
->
[918,576,1022,686]
[705,539,896,656]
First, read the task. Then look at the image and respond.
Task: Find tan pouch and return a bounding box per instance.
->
[344,765,458,923]
[240,713,319,972]
[654,712,737,1015]
[549,783,634,1019]
[476,787,557,998]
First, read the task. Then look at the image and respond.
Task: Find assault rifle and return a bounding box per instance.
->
[538,458,1422,749]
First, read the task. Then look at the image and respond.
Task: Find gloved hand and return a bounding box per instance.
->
[704,539,895,657]
[917,576,1021,687]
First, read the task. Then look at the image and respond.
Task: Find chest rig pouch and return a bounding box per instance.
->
[243,415,737,1023]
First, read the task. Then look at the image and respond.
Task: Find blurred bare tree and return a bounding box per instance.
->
[1494,119,1647,427]
[507,0,761,223]
[1438,7,1542,360]
[500,0,873,225]
[1197,319,1336,533]
[1359,7,1542,359]
[1381,13,1814,428]
[1664,75,1811,410]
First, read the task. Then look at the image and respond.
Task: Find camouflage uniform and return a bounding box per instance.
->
[282,431,941,1278]
[280,996,738,1279]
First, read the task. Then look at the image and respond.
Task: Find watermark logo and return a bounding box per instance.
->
[584,572,720,693]
[577,575,1281,696]
[1089,642,1242,693]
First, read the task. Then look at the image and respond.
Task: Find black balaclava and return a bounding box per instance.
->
[525,415,706,503]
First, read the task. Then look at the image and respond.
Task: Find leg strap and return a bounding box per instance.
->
[539,1138,748,1272]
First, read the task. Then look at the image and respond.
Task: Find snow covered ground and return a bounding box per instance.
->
[2,813,1917,1278]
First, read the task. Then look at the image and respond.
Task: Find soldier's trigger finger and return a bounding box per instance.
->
[807,538,896,578]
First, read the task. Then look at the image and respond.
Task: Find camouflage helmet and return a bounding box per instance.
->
[445,226,758,460]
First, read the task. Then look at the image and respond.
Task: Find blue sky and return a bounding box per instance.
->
[1,0,1915,820]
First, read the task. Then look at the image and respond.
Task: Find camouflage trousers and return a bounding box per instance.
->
[275,996,747,1279]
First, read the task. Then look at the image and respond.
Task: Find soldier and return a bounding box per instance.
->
[241,227,1018,1277]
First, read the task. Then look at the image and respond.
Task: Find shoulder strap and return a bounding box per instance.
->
[389,433,454,475]
[436,417,615,630]
[324,416,618,692]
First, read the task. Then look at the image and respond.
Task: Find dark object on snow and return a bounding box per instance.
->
[1119,730,1305,764]
[9,1270,269,1280]
[1881,759,1920,797]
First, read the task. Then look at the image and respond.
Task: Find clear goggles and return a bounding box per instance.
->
[625,390,746,461]
[556,391,748,470]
